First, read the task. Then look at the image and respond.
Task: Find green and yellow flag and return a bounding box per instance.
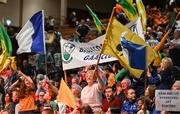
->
[116,0,138,21]
[0,24,12,56]
[86,4,104,33]
[0,24,15,72]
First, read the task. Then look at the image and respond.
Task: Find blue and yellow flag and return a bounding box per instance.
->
[101,18,155,78]
[121,36,146,70]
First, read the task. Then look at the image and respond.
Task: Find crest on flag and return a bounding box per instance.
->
[62,43,75,63]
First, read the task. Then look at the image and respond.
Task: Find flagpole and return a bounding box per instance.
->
[96,7,116,66]
[168,12,180,32]
[42,10,49,79]
[144,46,147,91]
[44,55,49,79]
[153,12,180,53]
[59,35,68,83]
[64,70,68,83]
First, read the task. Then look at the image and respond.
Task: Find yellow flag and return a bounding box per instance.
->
[10,56,17,71]
[101,18,155,78]
[136,0,147,31]
[0,58,11,72]
[0,56,17,72]
[57,79,76,109]
[0,40,8,71]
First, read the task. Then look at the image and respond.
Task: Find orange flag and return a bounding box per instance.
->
[57,79,76,109]
[153,30,171,66]
[153,30,171,52]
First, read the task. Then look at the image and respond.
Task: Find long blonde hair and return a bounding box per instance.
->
[161,57,173,70]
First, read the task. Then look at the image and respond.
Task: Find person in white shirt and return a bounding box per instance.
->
[81,69,106,113]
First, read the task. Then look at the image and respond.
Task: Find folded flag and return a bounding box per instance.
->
[16,10,45,54]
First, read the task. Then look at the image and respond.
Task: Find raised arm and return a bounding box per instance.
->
[95,68,106,91]
[9,79,20,91]
[17,70,34,88]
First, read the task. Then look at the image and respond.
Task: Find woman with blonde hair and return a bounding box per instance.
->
[157,57,174,89]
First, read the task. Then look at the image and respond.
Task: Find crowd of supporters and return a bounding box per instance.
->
[0,1,180,114]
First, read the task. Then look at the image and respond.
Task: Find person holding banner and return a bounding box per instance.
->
[80,69,106,113]
[159,81,180,114]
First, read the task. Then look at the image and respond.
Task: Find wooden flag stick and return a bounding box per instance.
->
[64,70,68,83]
[96,7,116,66]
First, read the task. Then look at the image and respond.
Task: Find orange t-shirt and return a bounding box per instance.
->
[18,92,37,112]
